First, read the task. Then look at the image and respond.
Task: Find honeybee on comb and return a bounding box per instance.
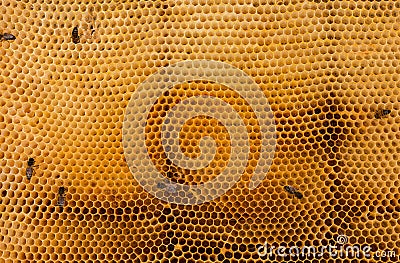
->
[284,185,303,199]
[0,33,16,41]
[71,26,80,44]
[26,157,39,180]
[57,187,66,211]
[374,109,391,119]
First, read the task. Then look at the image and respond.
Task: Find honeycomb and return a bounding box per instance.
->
[1,0,400,262]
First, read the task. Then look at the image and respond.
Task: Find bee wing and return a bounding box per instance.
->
[26,173,32,180]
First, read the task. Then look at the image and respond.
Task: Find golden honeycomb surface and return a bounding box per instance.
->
[1,0,400,262]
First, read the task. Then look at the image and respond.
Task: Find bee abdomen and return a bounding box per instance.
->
[375,109,391,119]
[284,185,295,194]
[1,33,16,40]
[57,196,65,206]
[72,26,80,43]
[26,168,33,180]
[294,191,303,199]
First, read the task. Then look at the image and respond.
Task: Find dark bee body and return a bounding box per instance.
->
[26,166,33,180]
[294,191,303,199]
[71,26,80,44]
[0,33,16,41]
[374,109,391,119]
[57,187,66,209]
[26,158,38,180]
[58,186,65,195]
[284,185,303,199]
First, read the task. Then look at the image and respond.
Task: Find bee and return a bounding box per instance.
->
[26,158,39,180]
[157,182,178,194]
[57,187,66,210]
[90,25,95,35]
[87,6,97,37]
[284,185,303,199]
[0,33,16,41]
[374,109,391,119]
[71,26,80,44]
